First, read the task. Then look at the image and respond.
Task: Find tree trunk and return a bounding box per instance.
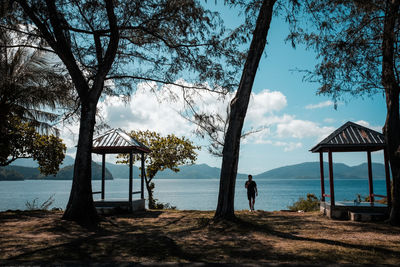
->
[385,89,400,225]
[62,101,98,227]
[214,0,276,220]
[144,176,155,209]
[381,0,400,225]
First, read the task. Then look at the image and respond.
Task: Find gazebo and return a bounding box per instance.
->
[310,121,392,220]
[91,128,151,212]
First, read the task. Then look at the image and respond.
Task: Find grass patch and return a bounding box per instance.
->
[288,193,320,212]
[1,209,399,264]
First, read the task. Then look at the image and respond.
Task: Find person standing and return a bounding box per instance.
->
[245,174,258,211]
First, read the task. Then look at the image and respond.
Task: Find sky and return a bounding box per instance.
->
[60,2,388,175]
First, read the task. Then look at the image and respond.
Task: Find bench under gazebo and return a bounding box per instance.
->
[310,121,392,220]
[91,128,151,213]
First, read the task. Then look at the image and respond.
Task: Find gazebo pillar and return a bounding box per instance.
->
[141,152,145,199]
[328,150,335,207]
[319,152,325,202]
[384,148,392,207]
[367,151,374,203]
[101,153,105,200]
[129,151,133,205]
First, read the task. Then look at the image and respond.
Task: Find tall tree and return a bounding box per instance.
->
[287,0,400,225]
[214,0,277,220]
[5,0,241,226]
[117,130,198,209]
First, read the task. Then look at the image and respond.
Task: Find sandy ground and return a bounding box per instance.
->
[1,209,400,265]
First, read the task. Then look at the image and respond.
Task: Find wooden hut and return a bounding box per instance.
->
[310,121,391,220]
[92,128,151,213]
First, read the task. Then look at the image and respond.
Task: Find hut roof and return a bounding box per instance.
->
[92,128,151,154]
[310,121,385,153]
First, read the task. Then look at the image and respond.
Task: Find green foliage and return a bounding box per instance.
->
[152,200,177,210]
[0,30,75,132]
[0,28,71,175]
[287,1,399,101]
[0,117,66,175]
[117,130,199,209]
[288,193,320,212]
[25,194,55,210]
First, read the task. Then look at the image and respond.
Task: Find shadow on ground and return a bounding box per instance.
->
[1,210,400,265]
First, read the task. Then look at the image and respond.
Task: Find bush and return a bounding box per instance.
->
[288,193,320,212]
[25,194,55,210]
[152,199,176,210]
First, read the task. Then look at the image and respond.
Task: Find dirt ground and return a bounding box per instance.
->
[1,209,400,265]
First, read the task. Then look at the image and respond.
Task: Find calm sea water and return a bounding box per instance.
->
[0,178,388,211]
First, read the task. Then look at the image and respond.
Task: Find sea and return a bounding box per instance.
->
[0,178,389,211]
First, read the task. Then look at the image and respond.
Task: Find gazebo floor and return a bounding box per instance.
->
[94,199,145,214]
[320,201,389,220]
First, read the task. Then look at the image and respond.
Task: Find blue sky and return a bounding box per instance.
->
[60,2,388,175]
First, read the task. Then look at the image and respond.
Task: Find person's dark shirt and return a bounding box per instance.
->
[245,180,257,194]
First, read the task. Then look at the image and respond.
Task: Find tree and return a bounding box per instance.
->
[287,0,400,225]
[1,116,66,175]
[214,0,277,220]
[5,0,241,226]
[117,130,199,209]
[0,27,70,174]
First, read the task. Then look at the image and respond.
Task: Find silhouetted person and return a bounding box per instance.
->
[245,174,258,211]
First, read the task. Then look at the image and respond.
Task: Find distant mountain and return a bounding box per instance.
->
[254,162,388,180]
[10,155,75,168]
[1,160,113,180]
[0,168,25,181]
[104,162,138,179]
[38,161,113,180]
[2,160,389,181]
[107,163,248,179]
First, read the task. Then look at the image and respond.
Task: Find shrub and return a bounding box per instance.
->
[152,199,176,210]
[25,194,55,210]
[288,193,320,212]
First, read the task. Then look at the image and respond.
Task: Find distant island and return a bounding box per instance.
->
[0,160,113,181]
[0,156,389,181]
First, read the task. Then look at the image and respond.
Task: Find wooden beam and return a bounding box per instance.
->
[328,150,335,207]
[129,151,133,204]
[319,152,325,202]
[384,148,392,207]
[367,151,374,203]
[101,153,105,200]
[141,152,145,200]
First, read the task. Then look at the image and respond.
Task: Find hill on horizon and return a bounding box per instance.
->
[4,157,389,181]
[255,161,388,180]
[1,160,113,181]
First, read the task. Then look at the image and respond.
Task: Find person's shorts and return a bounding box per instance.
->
[247,191,255,201]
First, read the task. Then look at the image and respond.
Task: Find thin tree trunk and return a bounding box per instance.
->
[62,101,98,227]
[144,176,155,209]
[214,0,276,220]
[381,0,400,225]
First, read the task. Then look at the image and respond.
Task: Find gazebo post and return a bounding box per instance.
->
[328,150,335,207]
[319,151,325,202]
[129,151,133,205]
[141,152,145,199]
[101,153,105,200]
[367,150,374,203]
[384,148,392,207]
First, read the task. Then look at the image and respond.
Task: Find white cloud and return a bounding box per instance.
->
[324,118,335,123]
[247,89,287,122]
[305,100,334,109]
[59,79,341,156]
[354,120,382,133]
[276,120,335,141]
[99,84,193,136]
